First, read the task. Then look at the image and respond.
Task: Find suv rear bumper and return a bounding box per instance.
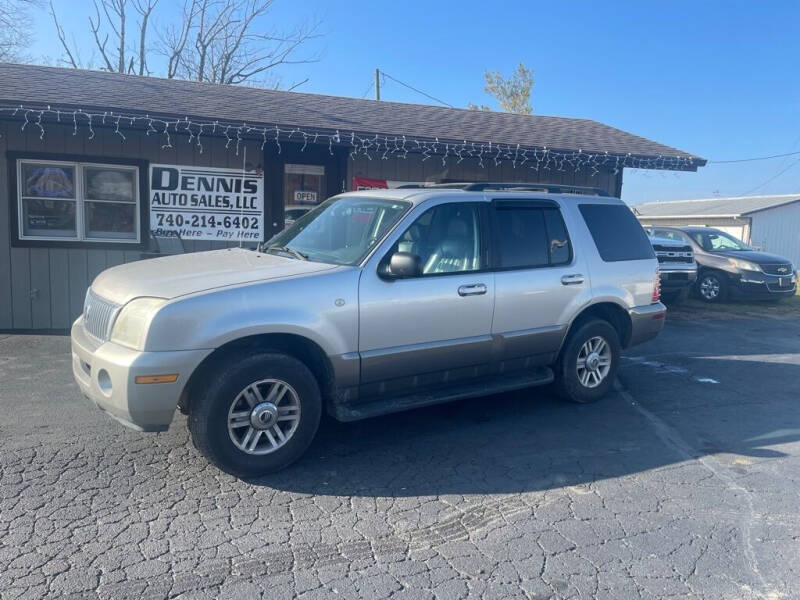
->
[71,316,211,432]
[627,302,666,347]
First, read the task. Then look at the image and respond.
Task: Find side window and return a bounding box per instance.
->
[494,206,572,269]
[388,202,483,276]
[579,204,654,262]
[543,208,572,265]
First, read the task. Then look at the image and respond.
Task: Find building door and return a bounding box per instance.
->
[283,164,325,228]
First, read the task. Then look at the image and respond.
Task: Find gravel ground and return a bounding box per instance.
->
[0,316,798,599]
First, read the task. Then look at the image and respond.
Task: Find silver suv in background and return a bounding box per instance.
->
[72,183,666,476]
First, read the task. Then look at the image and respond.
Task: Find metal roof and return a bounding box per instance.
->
[0,62,704,168]
[633,194,800,218]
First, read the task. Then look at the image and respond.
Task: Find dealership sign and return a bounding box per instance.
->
[149,164,264,241]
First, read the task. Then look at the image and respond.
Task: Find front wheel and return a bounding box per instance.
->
[555,319,620,403]
[188,352,322,477]
[697,271,727,303]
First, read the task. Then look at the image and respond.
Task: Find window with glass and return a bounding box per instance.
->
[386,203,483,276]
[690,229,751,252]
[494,205,572,269]
[263,196,411,265]
[17,160,139,243]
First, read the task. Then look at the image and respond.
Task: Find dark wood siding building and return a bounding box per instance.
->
[0,63,705,331]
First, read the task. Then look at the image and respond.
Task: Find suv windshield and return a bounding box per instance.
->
[690,229,751,252]
[262,196,411,265]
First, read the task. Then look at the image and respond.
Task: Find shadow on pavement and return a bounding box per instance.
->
[252,348,800,496]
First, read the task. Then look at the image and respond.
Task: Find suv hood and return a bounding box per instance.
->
[709,249,792,265]
[91,248,339,305]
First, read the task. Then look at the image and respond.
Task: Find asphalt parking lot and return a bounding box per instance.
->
[1,313,799,600]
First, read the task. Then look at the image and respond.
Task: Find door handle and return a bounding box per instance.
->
[458,283,487,296]
[561,274,585,285]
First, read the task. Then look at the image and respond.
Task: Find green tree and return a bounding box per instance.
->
[468,62,534,114]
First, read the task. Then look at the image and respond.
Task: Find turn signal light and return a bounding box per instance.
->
[135,374,179,384]
[652,270,661,303]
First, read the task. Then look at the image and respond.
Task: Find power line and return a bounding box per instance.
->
[709,150,800,164]
[360,79,374,99]
[379,71,454,108]
[739,155,800,196]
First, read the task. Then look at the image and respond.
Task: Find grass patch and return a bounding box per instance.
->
[667,294,800,321]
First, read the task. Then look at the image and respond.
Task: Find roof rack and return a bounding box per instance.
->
[398,182,609,196]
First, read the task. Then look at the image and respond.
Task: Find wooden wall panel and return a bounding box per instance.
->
[0,119,12,328]
[1,119,623,330]
[29,247,51,329]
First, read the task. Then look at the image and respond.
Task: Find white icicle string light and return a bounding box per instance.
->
[0,103,701,173]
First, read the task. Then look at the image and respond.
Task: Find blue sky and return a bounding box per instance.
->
[33,1,800,204]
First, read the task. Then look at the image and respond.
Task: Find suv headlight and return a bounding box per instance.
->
[110,297,167,350]
[728,257,760,272]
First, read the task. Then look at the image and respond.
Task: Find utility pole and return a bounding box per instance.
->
[375,68,381,101]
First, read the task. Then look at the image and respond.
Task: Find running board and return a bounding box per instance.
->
[332,367,554,422]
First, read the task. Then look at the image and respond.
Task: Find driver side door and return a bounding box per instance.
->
[358,200,495,398]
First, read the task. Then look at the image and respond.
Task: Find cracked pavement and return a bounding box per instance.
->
[1,316,799,599]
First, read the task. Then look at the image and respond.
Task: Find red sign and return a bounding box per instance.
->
[352,177,388,190]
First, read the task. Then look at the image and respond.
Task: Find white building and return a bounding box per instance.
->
[634,194,800,266]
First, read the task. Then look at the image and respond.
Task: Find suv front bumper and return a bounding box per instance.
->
[71,316,212,432]
[731,270,797,298]
[659,265,697,291]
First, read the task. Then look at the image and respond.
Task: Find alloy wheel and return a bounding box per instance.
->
[699,275,720,300]
[576,336,612,389]
[227,379,301,455]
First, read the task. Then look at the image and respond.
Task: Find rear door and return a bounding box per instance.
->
[490,199,591,367]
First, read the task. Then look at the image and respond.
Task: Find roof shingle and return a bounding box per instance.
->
[0,62,704,166]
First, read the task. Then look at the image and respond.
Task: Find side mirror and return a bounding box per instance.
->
[387,251,421,279]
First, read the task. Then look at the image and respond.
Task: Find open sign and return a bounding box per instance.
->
[294,190,318,204]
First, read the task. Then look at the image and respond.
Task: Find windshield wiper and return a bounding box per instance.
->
[265,245,308,260]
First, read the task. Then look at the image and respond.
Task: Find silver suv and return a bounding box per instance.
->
[72,183,666,476]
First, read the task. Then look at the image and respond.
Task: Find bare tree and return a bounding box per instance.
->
[0,0,39,61]
[49,0,320,88]
[469,62,534,114]
[161,0,320,86]
[50,0,157,74]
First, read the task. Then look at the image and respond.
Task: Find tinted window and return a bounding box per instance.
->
[496,208,548,268]
[494,206,572,268]
[579,204,654,262]
[543,208,571,265]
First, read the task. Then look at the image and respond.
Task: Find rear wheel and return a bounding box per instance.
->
[697,271,726,303]
[555,319,620,403]
[188,352,321,477]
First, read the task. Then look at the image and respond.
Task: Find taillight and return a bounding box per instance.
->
[652,269,661,303]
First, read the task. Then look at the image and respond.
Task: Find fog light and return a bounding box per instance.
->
[97,369,112,396]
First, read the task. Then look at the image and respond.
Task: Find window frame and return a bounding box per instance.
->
[489,199,574,271]
[378,201,492,279]
[9,152,149,249]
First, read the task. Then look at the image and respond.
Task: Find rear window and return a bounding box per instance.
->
[579,204,654,262]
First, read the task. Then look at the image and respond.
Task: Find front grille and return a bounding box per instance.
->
[653,244,694,264]
[761,263,794,276]
[83,290,120,341]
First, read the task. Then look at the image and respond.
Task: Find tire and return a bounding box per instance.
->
[697,271,727,303]
[555,319,621,403]
[188,352,322,477]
